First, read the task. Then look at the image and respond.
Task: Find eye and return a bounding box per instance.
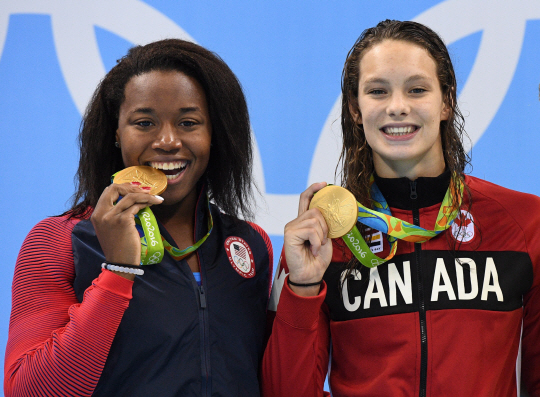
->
[136,120,154,127]
[368,89,386,95]
[410,88,427,94]
[180,120,198,127]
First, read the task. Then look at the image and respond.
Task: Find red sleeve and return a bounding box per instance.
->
[4,217,134,397]
[261,251,331,397]
[519,198,540,396]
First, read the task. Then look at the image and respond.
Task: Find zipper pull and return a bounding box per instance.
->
[198,285,207,309]
[410,180,418,200]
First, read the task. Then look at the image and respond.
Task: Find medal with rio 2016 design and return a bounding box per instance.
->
[309,176,463,268]
[309,185,358,239]
[113,166,167,265]
[112,166,213,265]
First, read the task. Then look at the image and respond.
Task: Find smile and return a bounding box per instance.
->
[148,161,188,180]
[382,126,418,136]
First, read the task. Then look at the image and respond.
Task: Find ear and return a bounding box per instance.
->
[348,98,362,125]
[440,100,451,121]
[440,89,455,121]
[115,130,120,144]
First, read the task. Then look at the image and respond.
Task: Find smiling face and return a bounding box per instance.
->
[116,70,212,208]
[353,39,450,179]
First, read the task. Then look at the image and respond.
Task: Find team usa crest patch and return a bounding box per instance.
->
[225,236,255,278]
[451,209,475,243]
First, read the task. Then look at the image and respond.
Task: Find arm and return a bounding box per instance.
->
[5,183,162,396]
[523,279,540,396]
[262,252,331,397]
[261,182,333,396]
[521,202,540,396]
[4,217,133,397]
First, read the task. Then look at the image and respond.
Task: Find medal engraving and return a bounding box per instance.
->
[309,185,358,238]
[113,166,168,195]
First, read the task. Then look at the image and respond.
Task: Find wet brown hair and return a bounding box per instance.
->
[338,20,473,278]
[340,19,470,210]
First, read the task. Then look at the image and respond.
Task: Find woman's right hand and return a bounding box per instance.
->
[91,183,164,269]
[284,182,333,297]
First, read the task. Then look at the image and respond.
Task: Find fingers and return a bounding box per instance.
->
[298,182,327,216]
[107,183,163,206]
[285,208,329,255]
[95,183,163,215]
[283,207,333,288]
[111,191,164,216]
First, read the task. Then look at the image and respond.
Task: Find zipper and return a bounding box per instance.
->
[410,180,418,200]
[410,181,428,397]
[194,256,212,397]
[198,285,207,308]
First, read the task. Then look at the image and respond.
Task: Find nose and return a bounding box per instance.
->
[386,92,410,117]
[152,123,182,153]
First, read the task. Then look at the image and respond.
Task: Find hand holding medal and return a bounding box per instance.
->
[113,166,168,266]
[91,166,167,271]
[308,177,463,268]
[282,182,334,296]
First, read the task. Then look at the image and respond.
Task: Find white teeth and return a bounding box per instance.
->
[166,173,181,180]
[384,126,416,136]
[148,161,187,171]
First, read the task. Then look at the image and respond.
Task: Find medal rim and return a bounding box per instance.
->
[309,185,358,238]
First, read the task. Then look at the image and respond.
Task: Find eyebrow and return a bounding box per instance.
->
[131,106,201,114]
[362,74,432,85]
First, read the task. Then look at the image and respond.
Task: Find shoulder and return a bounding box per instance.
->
[465,175,540,261]
[15,215,86,285]
[465,175,540,220]
[23,215,85,248]
[466,175,540,202]
[211,205,271,248]
[211,206,273,267]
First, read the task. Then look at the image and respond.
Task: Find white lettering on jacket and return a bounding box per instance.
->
[341,269,362,311]
[481,257,504,301]
[341,257,504,312]
[456,258,478,300]
[432,258,457,301]
[341,261,412,311]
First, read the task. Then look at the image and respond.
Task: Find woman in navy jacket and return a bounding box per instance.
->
[5,39,272,397]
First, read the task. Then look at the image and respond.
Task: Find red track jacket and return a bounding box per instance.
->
[262,174,540,397]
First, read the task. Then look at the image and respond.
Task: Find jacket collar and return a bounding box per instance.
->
[158,183,210,247]
[373,170,451,210]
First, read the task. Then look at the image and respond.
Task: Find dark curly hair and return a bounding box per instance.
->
[340,19,470,211]
[68,39,254,220]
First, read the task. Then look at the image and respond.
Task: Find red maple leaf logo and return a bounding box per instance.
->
[455,215,472,228]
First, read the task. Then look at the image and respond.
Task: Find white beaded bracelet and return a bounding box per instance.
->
[101,262,144,276]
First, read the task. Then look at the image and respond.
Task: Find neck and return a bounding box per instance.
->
[373,155,446,181]
[152,189,198,232]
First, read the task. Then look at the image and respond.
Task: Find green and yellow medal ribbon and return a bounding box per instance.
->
[343,175,463,268]
[135,198,213,264]
[112,166,213,265]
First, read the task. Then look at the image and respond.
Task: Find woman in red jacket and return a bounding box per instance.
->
[262,19,540,397]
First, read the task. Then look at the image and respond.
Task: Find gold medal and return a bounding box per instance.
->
[113,166,168,195]
[309,185,358,238]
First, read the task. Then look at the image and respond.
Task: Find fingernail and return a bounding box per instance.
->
[131,182,141,186]
[154,195,164,201]
[142,186,151,191]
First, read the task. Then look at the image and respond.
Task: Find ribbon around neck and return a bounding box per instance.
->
[135,198,214,265]
[343,175,463,268]
[111,170,214,265]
